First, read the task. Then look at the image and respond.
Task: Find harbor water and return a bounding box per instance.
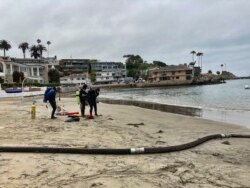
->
[100,79,250,128]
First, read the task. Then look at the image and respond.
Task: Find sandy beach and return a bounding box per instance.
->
[0,97,250,188]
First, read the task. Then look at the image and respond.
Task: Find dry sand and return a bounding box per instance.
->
[0,97,250,188]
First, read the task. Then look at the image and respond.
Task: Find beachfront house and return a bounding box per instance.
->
[148,65,194,84]
[0,56,58,84]
[95,71,116,84]
[0,57,5,83]
[94,61,125,84]
[59,59,125,84]
[59,59,93,74]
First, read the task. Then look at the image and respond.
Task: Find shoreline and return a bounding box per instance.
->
[1,92,248,129]
[202,108,250,129]
[99,97,250,129]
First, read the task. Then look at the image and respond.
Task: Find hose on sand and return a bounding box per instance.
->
[0,134,249,155]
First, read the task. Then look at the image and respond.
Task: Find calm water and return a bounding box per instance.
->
[100,79,250,128]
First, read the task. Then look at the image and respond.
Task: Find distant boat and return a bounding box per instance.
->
[5,88,22,93]
[245,85,250,89]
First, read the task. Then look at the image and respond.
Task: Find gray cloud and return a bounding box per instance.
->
[0,0,250,76]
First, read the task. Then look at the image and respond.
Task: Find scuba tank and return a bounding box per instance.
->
[76,90,80,105]
[31,102,36,119]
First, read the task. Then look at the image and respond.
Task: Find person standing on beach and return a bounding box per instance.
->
[44,87,57,119]
[87,87,100,117]
[79,84,88,117]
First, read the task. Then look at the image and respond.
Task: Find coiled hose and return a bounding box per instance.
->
[0,134,249,155]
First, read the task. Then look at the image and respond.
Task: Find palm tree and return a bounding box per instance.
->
[47,41,51,57]
[196,52,204,69]
[37,39,41,44]
[18,42,29,58]
[30,45,40,59]
[190,50,196,62]
[196,52,201,67]
[220,64,224,72]
[0,40,11,57]
[199,52,204,69]
[37,44,47,58]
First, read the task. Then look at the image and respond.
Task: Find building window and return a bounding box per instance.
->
[176,76,179,79]
[172,71,175,75]
[186,76,191,80]
[186,70,192,74]
[160,77,167,80]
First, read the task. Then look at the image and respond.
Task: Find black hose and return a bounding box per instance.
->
[0,134,249,155]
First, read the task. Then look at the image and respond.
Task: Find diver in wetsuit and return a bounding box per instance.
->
[87,87,100,116]
[79,84,88,117]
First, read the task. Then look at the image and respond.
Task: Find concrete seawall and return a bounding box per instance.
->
[99,98,202,117]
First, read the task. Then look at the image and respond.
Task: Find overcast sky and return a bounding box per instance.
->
[1,0,250,76]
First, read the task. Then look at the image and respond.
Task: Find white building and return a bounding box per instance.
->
[0,56,58,84]
[60,73,90,87]
[95,71,116,84]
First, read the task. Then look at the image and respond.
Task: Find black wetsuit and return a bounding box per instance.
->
[79,88,87,116]
[87,89,99,116]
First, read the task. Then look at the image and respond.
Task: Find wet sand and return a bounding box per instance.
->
[202,108,250,129]
[0,97,250,188]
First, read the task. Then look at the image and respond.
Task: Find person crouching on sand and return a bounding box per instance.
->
[87,87,100,117]
[44,87,57,119]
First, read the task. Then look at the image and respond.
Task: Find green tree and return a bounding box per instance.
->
[19,72,25,82]
[37,44,47,58]
[196,52,204,69]
[216,71,220,75]
[18,42,29,58]
[30,45,40,59]
[87,59,97,76]
[123,54,144,78]
[12,71,25,83]
[0,40,11,57]
[127,69,137,78]
[90,71,96,83]
[37,39,41,44]
[48,69,60,83]
[88,62,92,74]
[152,61,167,67]
[12,71,20,83]
[208,70,212,74]
[220,64,224,72]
